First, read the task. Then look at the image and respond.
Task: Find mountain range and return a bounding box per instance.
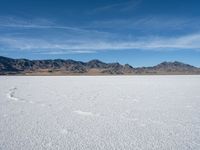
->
[0,56,200,75]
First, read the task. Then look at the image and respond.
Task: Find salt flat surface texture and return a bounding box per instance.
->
[0,76,200,150]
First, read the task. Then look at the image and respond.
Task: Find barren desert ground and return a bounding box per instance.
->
[0,76,200,149]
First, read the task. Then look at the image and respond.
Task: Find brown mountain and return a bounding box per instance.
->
[0,56,199,75]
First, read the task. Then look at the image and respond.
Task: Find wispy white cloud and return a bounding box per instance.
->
[0,16,110,35]
[40,50,96,55]
[1,33,200,54]
[89,0,141,14]
[0,15,200,54]
[88,16,200,31]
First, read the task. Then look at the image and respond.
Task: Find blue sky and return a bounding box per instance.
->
[0,0,200,67]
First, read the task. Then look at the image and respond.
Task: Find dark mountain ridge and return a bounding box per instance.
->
[0,56,199,75]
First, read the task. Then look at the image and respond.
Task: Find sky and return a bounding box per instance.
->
[0,0,200,67]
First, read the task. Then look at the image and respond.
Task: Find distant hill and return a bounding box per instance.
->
[0,56,200,75]
[134,61,200,75]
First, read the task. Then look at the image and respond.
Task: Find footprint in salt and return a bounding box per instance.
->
[73,110,99,117]
[122,95,140,103]
[7,87,19,101]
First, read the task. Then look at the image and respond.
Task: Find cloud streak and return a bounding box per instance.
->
[1,33,200,54]
[88,16,200,32]
[90,0,141,14]
[0,16,200,54]
[0,16,110,35]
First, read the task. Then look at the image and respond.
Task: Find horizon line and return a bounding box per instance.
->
[0,55,199,68]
